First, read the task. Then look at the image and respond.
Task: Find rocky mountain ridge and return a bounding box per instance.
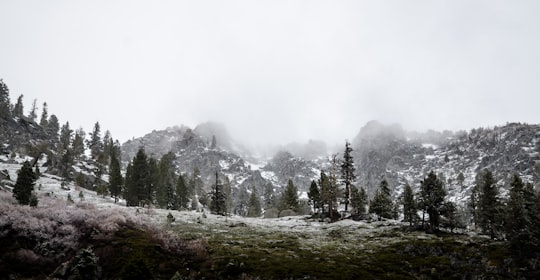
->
[121,121,540,208]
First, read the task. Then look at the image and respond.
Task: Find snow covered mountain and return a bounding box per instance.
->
[120,124,321,197]
[122,120,540,208]
[352,121,540,206]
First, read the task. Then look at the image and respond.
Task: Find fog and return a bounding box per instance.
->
[1,1,539,147]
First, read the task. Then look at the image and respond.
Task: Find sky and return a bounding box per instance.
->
[1,0,539,147]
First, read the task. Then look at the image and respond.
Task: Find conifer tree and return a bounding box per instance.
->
[350,186,368,217]
[13,161,37,205]
[156,152,176,209]
[189,168,205,202]
[340,141,356,211]
[13,94,24,118]
[418,171,446,231]
[308,180,321,214]
[28,99,37,121]
[223,176,233,214]
[210,172,227,215]
[72,128,86,160]
[0,79,11,119]
[505,175,540,257]
[280,179,299,212]
[47,114,60,140]
[146,157,158,205]
[402,184,417,226]
[176,174,189,210]
[476,169,503,239]
[235,185,249,216]
[125,148,150,206]
[369,179,394,220]
[39,102,48,127]
[263,182,276,210]
[87,122,102,160]
[108,148,123,203]
[247,188,262,217]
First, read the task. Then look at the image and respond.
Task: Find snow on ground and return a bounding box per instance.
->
[1,158,406,244]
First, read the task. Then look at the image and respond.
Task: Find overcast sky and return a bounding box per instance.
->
[1,0,539,147]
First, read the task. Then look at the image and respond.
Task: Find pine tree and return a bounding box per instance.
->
[350,186,368,218]
[235,185,249,216]
[47,114,60,140]
[39,102,48,127]
[209,172,227,215]
[223,176,233,214]
[280,179,299,212]
[125,148,150,207]
[247,188,262,217]
[146,158,158,205]
[156,152,176,209]
[340,141,356,211]
[176,174,189,210]
[308,180,321,214]
[13,161,37,205]
[189,168,205,202]
[58,122,74,179]
[87,122,102,160]
[28,99,37,121]
[0,79,11,119]
[476,169,503,239]
[505,175,540,257]
[369,179,394,220]
[402,184,417,226]
[12,94,24,118]
[418,171,446,231]
[263,182,276,209]
[72,128,86,160]
[108,148,123,203]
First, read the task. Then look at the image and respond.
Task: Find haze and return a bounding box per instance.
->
[1,0,539,147]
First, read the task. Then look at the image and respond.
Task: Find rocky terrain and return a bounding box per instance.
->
[121,120,540,209]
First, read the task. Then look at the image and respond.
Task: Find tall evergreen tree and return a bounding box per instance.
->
[58,122,74,179]
[47,114,60,140]
[125,148,150,206]
[340,141,356,211]
[402,184,417,226]
[223,176,233,214]
[247,188,262,217]
[176,174,189,210]
[0,79,11,119]
[263,182,276,210]
[146,157,158,205]
[28,99,37,121]
[156,152,176,209]
[235,185,249,216]
[476,169,503,239]
[350,186,368,217]
[280,179,299,212]
[13,161,37,205]
[87,122,102,160]
[308,180,321,214]
[108,148,123,203]
[12,94,24,118]
[505,175,540,257]
[209,172,227,215]
[189,168,205,202]
[418,171,446,231]
[39,102,48,127]
[72,128,86,160]
[369,179,394,220]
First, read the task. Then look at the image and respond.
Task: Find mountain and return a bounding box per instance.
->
[352,121,540,207]
[120,124,322,199]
